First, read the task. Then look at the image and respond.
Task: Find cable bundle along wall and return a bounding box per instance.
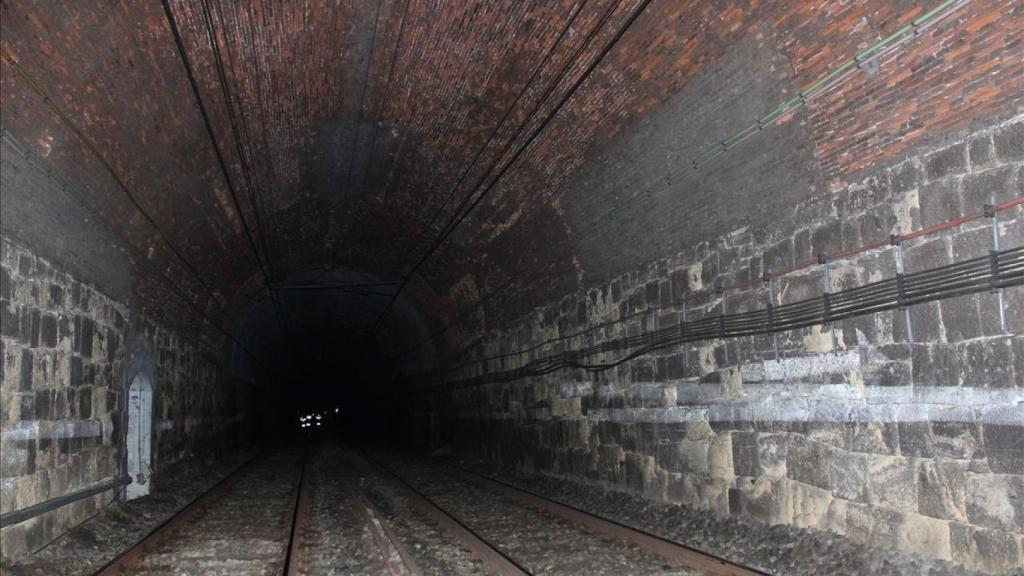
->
[435,244,1023,392]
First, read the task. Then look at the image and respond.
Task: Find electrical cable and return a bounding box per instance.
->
[0,48,233,315]
[432,245,1022,391]
[0,129,269,371]
[367,0,655,340]
[386,0,974,369]
[413,195,1022,385]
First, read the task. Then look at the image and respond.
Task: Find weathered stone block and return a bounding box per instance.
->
[938,294,982,343]
[950,523,1024,574]
[731,431,760,478]
[844,500,901,546]
[848,421,900,455]
[906,303,942,347]
[918,177,962,228]
[925,143,968,181]
[39,313,57,348]
[965,473,1023,531]
[666,471,700,507]
[960,338,1015,388]
[929,421,982,460]
[968,134,996,170]
[786,436,831,490]
[624,451,657,494]
[895,511,951,560]
[898,421,934,458]
[788,479,833,529]
[1,303,19,339]
[756,433,788,479]
[734,476,792,525]
[993,120,1024,163]
[912,342,961,387]
[19,349,33,391]
[708,433,733,481]
[866,454,917,512]
[918,460,967,522]
[830,449,868,502]
[961,165,1020,210]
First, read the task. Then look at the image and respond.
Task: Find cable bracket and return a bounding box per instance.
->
[988,250,1000,293]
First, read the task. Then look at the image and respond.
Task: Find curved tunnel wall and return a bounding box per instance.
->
[0,145,252,556]
[417,4,1024,573]
[0,0,1021,571]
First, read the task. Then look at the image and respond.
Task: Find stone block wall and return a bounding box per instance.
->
[1,239,125,557]
[134,316,237,473]
[0,238,247,558]
[435,116,1024,572]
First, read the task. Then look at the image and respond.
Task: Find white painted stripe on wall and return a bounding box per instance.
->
[740,350,862,382]
[2,420,103,441]
[586,385,1023,425]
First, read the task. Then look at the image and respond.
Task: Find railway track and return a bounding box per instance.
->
[354,448,767,576]
[91,442,764,576]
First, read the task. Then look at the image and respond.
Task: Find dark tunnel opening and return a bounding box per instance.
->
[225,267,440,449]
[266,324,414,446]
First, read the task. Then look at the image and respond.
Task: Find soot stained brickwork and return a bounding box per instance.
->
[432,117,1024,574]
[3,1,1020,342]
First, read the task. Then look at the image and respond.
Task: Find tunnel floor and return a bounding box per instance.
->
[5,440,752,576]
[3,440,992,576]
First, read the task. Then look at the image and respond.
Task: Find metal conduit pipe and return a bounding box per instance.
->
[0,476,131,528]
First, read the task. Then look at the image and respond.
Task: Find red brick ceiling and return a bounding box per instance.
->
[2,0,1019,356]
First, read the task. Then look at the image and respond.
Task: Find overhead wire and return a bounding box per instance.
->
[0,128,268,371]
[389,0,976,366]
[0,47,233,316]
[367,0,655,340]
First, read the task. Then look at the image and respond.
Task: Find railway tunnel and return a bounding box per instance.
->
[1,1,1022,574]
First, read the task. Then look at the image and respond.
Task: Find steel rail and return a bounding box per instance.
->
[351,448,533,576]
[281,443,310,575]
[355,492,421,576]
[93,455,260,575]
[436,459,769,576]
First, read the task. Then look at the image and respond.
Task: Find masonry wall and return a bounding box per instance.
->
[0,142,251,558]
[435,117,1024,573]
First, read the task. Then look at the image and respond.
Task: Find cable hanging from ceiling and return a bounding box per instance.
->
[388,0,978,366]
[0,128,268,370]
[366,0,655,341]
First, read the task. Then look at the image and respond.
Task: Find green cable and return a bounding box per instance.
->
[575,0,968,242]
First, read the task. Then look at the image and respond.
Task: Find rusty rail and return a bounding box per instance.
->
[352,448,532,576]
[93,455,260,575]
[438,459,770,576]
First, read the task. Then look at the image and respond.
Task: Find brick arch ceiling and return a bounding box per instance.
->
[2,0,1018,356]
